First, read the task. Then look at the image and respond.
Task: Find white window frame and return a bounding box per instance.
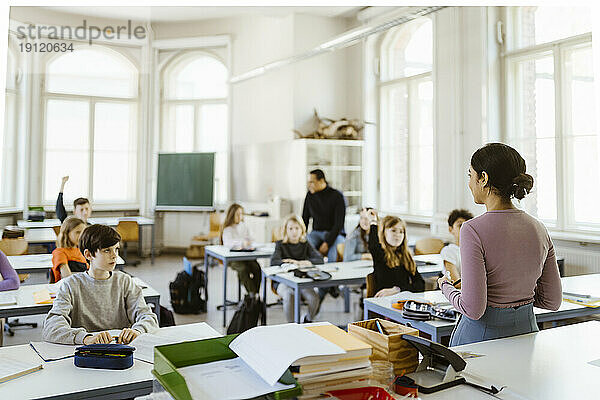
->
[40,44,141,208]
[377,18,435,218]
[503,8,597,233]
[1,38,20,209]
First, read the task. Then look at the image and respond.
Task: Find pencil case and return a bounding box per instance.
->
[74,343,135,370]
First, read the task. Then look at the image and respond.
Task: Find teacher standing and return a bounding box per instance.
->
[439,143,562,346]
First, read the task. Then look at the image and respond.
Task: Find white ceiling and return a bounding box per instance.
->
[37,6,363,23]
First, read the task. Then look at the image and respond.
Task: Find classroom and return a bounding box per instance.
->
[0,3,599,399]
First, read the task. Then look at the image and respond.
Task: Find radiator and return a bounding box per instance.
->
[555,246,600,276]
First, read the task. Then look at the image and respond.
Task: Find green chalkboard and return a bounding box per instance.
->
[156,153,214,210]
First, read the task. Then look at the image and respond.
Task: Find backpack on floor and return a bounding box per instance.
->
[169,266,207,314]
[226,295,264,335]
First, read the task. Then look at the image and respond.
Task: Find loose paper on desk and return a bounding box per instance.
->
[30,342,78,362]
[0,357,43,384]
[0,291,17,306]
[229,323,345,386]
[389,290,451,306]
[179,358,295,400]
[130,322,221,363]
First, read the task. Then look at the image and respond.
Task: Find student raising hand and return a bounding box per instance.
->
[83,331,113,345]
[117,328,141,344]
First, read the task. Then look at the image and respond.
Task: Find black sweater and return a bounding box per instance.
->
[302,186,346,246]
[56,192,67,223]
[270,241,324,266]
[368,225,425,294]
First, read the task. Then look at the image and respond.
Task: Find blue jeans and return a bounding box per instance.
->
[307,230,345,263]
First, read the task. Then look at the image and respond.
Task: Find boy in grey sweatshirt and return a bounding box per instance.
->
[43,224,158,345]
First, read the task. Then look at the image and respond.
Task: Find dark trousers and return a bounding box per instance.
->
[229,260,261,294]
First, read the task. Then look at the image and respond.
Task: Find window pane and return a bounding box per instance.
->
[409,79,433,214]
[0,93,16,206]
[564,45,599,225]
[380,83,409,212]
[93,102,137,202]
[508,56,556,221]
[44,99,90,202]
[166,55,228,100]
[514,7,592,49]
[198,104,227,152]
[46,48,137,98]
[382,18,432,80]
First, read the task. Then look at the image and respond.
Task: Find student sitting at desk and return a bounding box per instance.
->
[56,176,92,224]
[366,210,424,297]
[42,224,158,345]
[440,209,474,285]
[51,217,88,283]
[343,207,373,262]
[220,203,261,296]
[270,215,324,323]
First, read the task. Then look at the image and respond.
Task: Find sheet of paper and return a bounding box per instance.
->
[30,342,78,361]
[262,263,297,276]
[229,323,345,386]
[130,322,221,363]
[0,291,17,306]
[388,290,451,306]
[589,359,600,368]
[0,356,43,383]
[179,358,294,400]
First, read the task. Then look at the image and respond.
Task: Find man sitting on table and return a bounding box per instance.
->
[56,176,92,224]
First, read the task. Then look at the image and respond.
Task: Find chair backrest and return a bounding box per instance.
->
[209,212,222,234]
[52,225,61,235]
[366,272,376,298]
[116,221,139,242]
[414,238,445,255]
[0,238,28,256]
[336,243,345,262]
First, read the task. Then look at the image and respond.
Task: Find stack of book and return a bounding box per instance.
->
[292,323,373,399]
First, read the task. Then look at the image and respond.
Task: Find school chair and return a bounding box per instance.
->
[116,221,141,267]
[365,272,376,298]
[271,226,283,242]
[414,238,445,255]
[194,212,222,244]
[0,238,38,335]
[52,225,61,236]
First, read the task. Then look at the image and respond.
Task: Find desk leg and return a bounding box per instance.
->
[151,224,155,264]
[204,253,210,302]
[223,260,228,327]
[343,286,350,313]
[261,272,267,325]
[363,304,369,320]
[294,286,300,324]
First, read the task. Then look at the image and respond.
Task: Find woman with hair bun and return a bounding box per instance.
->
[439,143,562,345]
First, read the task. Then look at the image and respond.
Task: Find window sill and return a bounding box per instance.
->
[549,230,600,245]
[0,207,22,215]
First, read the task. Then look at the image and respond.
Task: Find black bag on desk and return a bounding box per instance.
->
[227,295,264,335]
[169,266,207,314]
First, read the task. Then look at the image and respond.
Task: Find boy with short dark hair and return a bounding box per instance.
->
[441,209,474,283]
[42,224,158,345]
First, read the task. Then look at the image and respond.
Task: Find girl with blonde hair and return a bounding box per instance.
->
[270,215,324,323]
[366,210,424,297]
[51,216,88,283]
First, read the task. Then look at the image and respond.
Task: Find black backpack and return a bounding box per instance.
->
[169,266,207,314]
[226,295,264,334]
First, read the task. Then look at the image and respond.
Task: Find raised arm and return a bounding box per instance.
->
[441,223,488,320]
[56,176,69,223]
[533,239,562,310]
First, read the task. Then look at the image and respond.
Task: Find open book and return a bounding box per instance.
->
[0,357,43,384]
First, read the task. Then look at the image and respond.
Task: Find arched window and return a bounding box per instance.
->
[161,52,229,204]
[43,46,139,204]
[379,18,434,215]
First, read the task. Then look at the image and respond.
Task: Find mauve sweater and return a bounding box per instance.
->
[0,250,19,291]
[441,209,562,320]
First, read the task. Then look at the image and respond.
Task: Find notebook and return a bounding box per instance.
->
[0,291,17,306]
[0,357,43,384]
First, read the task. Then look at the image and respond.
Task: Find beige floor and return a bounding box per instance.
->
[3,254,365,346]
